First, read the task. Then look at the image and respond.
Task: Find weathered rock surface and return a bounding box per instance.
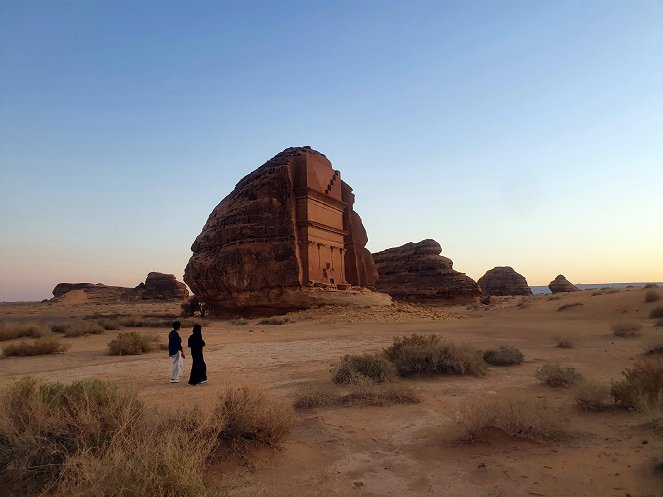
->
[52,272,189,301]
[477,267,532,296]
[184,146,388,314]
[548,274,580,293]
[372,239,481,301]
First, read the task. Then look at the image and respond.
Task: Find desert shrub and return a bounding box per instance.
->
[482,346,524,366]
[574,380,613,410]
[645,290,660,303]
[293,381,420,410]
[0,321,50,341]
[656,319,663,328]
[652,456,663,475]
[649,306,663,319]
[384,334,486,377]
[535,363,583,387]
[557,303,583,311]
[180,296,209,318]
[449,395,565,442]
[553,331,578,348]
[51,319,105,337]
[3,337,68,357]
[331,353,398,384]
[214,386,294,448]
[230,318,248,325]
[107,332,160,355]
[611,321,643,337]
[258,316,293,325]
[96,318,121,330]
[611,360,663,411]
[642,339,663,355]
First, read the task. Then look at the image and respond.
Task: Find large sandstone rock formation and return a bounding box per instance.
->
[477,267,532,296]
[372,239,481,301]
[52,272,189,301]
[184,146,388,313]
[548,274,580,293]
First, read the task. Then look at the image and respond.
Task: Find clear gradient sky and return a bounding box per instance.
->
[1,1,662,301]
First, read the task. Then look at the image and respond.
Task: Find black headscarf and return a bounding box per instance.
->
[188,324,205,348]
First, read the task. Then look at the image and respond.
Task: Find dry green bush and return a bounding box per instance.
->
[535,363,583,387]
[384,334,486,377]
[258,316,292,325]
[574,380,613,410]
[553,331,578,348]
[557,302,583,311]
[214,386,294,448]
[611,360,663,411]
[449,395,565,442]
[645,290,660,303]
[3,337,68,357]
[332,353,398,384]
[482,346,524,366]
[0,321,50,341]
[293,381,420,410]
[52,319,105,337]
[649,306,663,319]
[107,332,160,355]
[611,321,643,337]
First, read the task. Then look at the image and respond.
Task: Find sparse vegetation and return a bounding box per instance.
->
[656,319,663,328]
[482,346,524,366]
[557,302,583,311]
[574,380,613,410]
[553,331,578,348]
[3,337,68,357]
[331,353,398,384]
[51,319,105,337]
[384,334,486,377]
[449,395,565,442]
[642,339,663,355]
[230,318,249,325]
[611,321,643,337]
[180,296,209,318]
[293,381,420,410]
[645,290,660,303]
[611,360,663,411]
[107,332,161,355]
[649,306,663,319]
[535,363,583,387]
[0,321,50,341]
[259,316,293,325]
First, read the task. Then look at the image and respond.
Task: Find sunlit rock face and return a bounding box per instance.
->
[184,146,388,314]
[478,266,532,296]
[548,274,580,293]
[372,239,482,302]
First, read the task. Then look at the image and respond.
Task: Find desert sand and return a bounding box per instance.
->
[1,287,662,497]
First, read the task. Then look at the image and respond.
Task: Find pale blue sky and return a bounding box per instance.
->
[1,1,662,301]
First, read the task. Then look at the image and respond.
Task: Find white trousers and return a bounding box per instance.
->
[170,351,183,380]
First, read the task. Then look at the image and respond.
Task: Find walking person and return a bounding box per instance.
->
[168,321,185,383]
[187,324,207,385]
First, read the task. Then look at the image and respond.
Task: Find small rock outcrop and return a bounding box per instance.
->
[184,146,388,314]
[477,267,532,296]
[372,239,481,301]
[548,274,580,293]
[52,272,189,301]
[141,272,189,299]
[52,283,105,298]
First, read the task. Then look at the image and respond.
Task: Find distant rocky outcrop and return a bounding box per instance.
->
[184,146,389,314]
[372,239,482,301]
[477,267,532,296]
[548,274,580,293]
[52,272,189,301]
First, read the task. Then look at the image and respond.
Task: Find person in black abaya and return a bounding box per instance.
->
[187,324,207,385]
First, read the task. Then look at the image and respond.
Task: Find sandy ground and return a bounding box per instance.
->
[1,288,662,497]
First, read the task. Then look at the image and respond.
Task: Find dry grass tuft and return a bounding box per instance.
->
[384,334,486,377]
[258,316,293,325]
[535,363,583,387]
[0,321,50,341]
[611,321,643,337]
[573,380,613,410]
[642,339,663,355]
[483,346,524,366]
[649,306,663,319]
[331,353,398,384]
[645,290,660,303]
[557,302,583,311]
[3,337,68,357]
[553,331,579,348]
[449,395,565,442]
[51,319,105,337]
[293,381,420,410]
[107,332,161,355]
[230,318,249,325]
[611,360,663,412]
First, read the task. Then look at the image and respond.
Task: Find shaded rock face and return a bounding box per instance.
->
[184,146,383,313]
[548,274,580,293]
[372,239,481,301]
[477,267,532,296]
[52,273,189,301]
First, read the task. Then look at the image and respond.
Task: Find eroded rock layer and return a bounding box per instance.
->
[548,274,580,293]
[477,266,532,296]
[184,146,385,313]
[52,272,189,301]
[372,239,481,301]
